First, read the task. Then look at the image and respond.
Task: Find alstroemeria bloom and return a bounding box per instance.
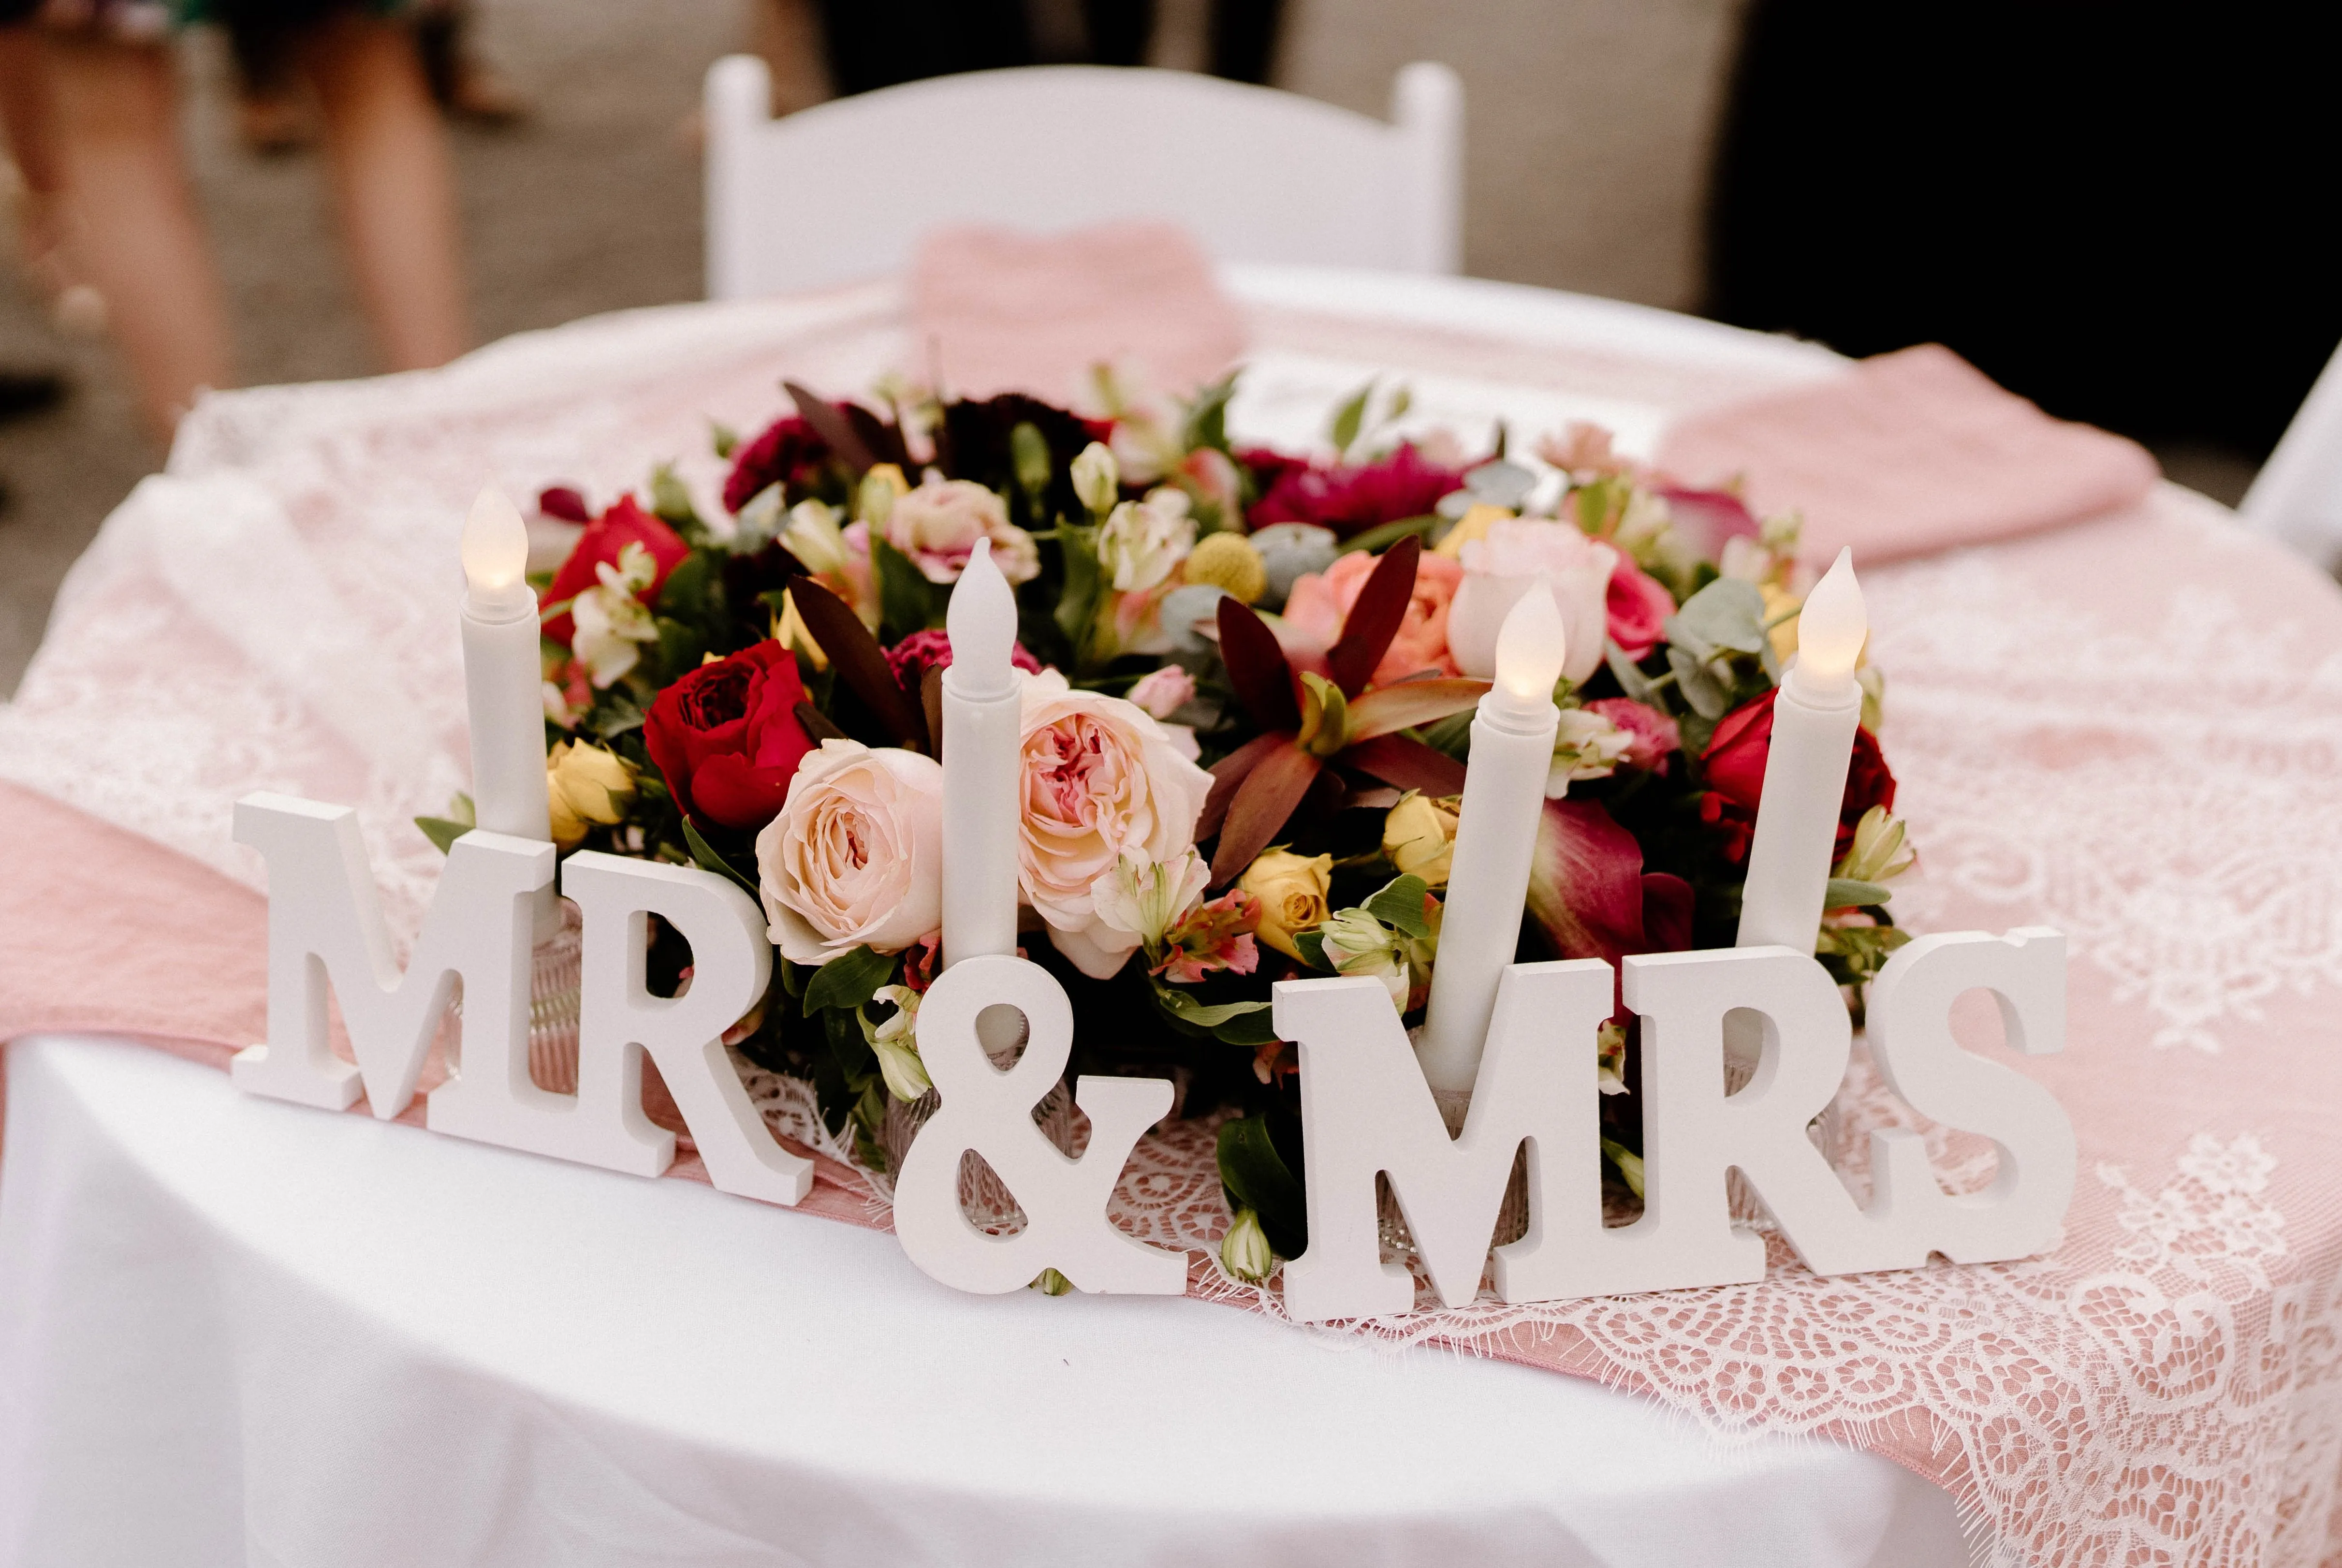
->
[569,542,661,688]
[1547,707,1635,798]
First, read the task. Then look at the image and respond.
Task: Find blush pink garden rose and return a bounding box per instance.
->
[1282,548,1464,685]
[885,476,1040,585]
[755,739,945,965]
[1017,670,1215,978]
[1449,520,1618,686]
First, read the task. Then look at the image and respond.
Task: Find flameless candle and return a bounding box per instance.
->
[940,538,1024,968]
[460,486,557,934]
[1417,585,1568,1110]
[1736,546,1866,953]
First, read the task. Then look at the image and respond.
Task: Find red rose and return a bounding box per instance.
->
[1605,554,1676,660]
[540,495,691,646]
[644,641,816,832]
[882,626,1043,691]
[1243,442,1466,537]
[722,414,834,515]
[1698,688,1894,863]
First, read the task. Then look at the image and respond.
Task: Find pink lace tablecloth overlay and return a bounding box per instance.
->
[5,274,2342,1567]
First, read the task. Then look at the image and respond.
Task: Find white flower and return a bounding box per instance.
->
[570,542,661,688]
[860,983,933,1101]
[781,498,852,576]
[1097,487,1196,594]
[1017,670,1214,978]
[1546,707,1634,798]
[756,740,945,965]
[1449,520,1617,686]
[1071,441,1120,517]
[1317,908,1414,1010]
[1088,850,1210,953]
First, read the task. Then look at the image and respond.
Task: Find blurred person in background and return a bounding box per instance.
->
[234,0,526,156]
[14,0,468,442]
[0,13,75,507]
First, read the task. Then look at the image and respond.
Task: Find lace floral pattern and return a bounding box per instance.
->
[8,289,2342,1565]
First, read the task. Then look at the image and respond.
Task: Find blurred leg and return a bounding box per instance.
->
[299,8,467,370]
[42,32,234,442]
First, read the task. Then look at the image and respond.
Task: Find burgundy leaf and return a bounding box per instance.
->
[1199,731,1289,841]
[1640,872,1695,953]
[793,701,848,742]
[844,401,911,469]
[1325,535,1420,698]
[784,381,876,475]
[789,578,928,749]
[1525,798,1649,968]
[1338,733,1465,796]
[1208,744,1324,886]
[919,666,947,765]
[1344,678,1489,741]
[1217,596,1302,733]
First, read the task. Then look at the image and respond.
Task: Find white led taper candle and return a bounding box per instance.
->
[1735,546,1866,952]
[940,538,1024,968]
[460,488,557,937]
[1417,584,1568,1109]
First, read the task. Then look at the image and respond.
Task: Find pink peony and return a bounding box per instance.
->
[1282,548,1464,686]
[1583,697,1681,772]
[1017,671,1214,978]
[1605,554,1677,661]
[1243,442,1465,538]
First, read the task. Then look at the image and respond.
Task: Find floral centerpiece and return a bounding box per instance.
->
[430,369,1915,1282]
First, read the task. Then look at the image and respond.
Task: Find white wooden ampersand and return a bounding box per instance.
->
[891,954,1187,1294]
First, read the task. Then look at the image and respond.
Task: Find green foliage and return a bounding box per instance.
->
[1334,513,1440,556]
[1151,980,1277,1045]
[1184,371,1239,453]
[1328,379,1374,456]
[1363,873,1432,938]
[1216,1113,1307,1259]
[871,536,944,641]
[414,816,471,854]
[1010,420,1054,510]
[710,421,740,460]
[680,814,759,898]
[1823,877,1894,909]
[802,944,897,1015]
[1052,522,1104,665]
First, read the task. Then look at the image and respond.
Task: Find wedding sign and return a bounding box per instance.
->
[230,369,2079,1314]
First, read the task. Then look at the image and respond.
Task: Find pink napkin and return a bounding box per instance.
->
[909,221,1246,402]
[1655,343,2162,567]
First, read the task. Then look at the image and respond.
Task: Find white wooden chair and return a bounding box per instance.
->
[703,57,1464,301]
[2240,341,2342,566]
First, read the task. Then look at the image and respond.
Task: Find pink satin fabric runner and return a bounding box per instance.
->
[1657,341,2162,567]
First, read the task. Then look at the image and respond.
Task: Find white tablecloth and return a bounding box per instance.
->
[1,1036,1968,1568]
[0,266,1984,1565]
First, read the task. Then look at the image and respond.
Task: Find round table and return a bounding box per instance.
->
[6,261,2295,1566]
[1,1034,1967,1567]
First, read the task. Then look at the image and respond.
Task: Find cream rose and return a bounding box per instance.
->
[1449,520,1618,686]
[756,739,944,965]
[885,475,1040,586]
[1017,670,1213,978]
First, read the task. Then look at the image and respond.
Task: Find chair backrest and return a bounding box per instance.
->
[2240,339,2342,566]
[704,58,1463,301]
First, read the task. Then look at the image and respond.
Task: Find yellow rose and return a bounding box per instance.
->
[1238,848,1332,962]
[546,739,637,851]
[1381,791,1461,887]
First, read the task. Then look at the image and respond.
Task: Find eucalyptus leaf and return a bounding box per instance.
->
[1669,576,1769,656]
[1463,457,1537,510]
[803,944,897,1015]
[1604,641,1653,702]
[1666,644,1732,720]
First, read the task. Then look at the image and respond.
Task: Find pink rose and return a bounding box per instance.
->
[755,739,945,964]
[1018,670,1214,978]
[1584,697,1680,772]
[1450,520,1617,686]
[1282,548,1464,686]
[1606,554,1676,661]
[885,477,1040,585]
[1126,664,1197,719]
